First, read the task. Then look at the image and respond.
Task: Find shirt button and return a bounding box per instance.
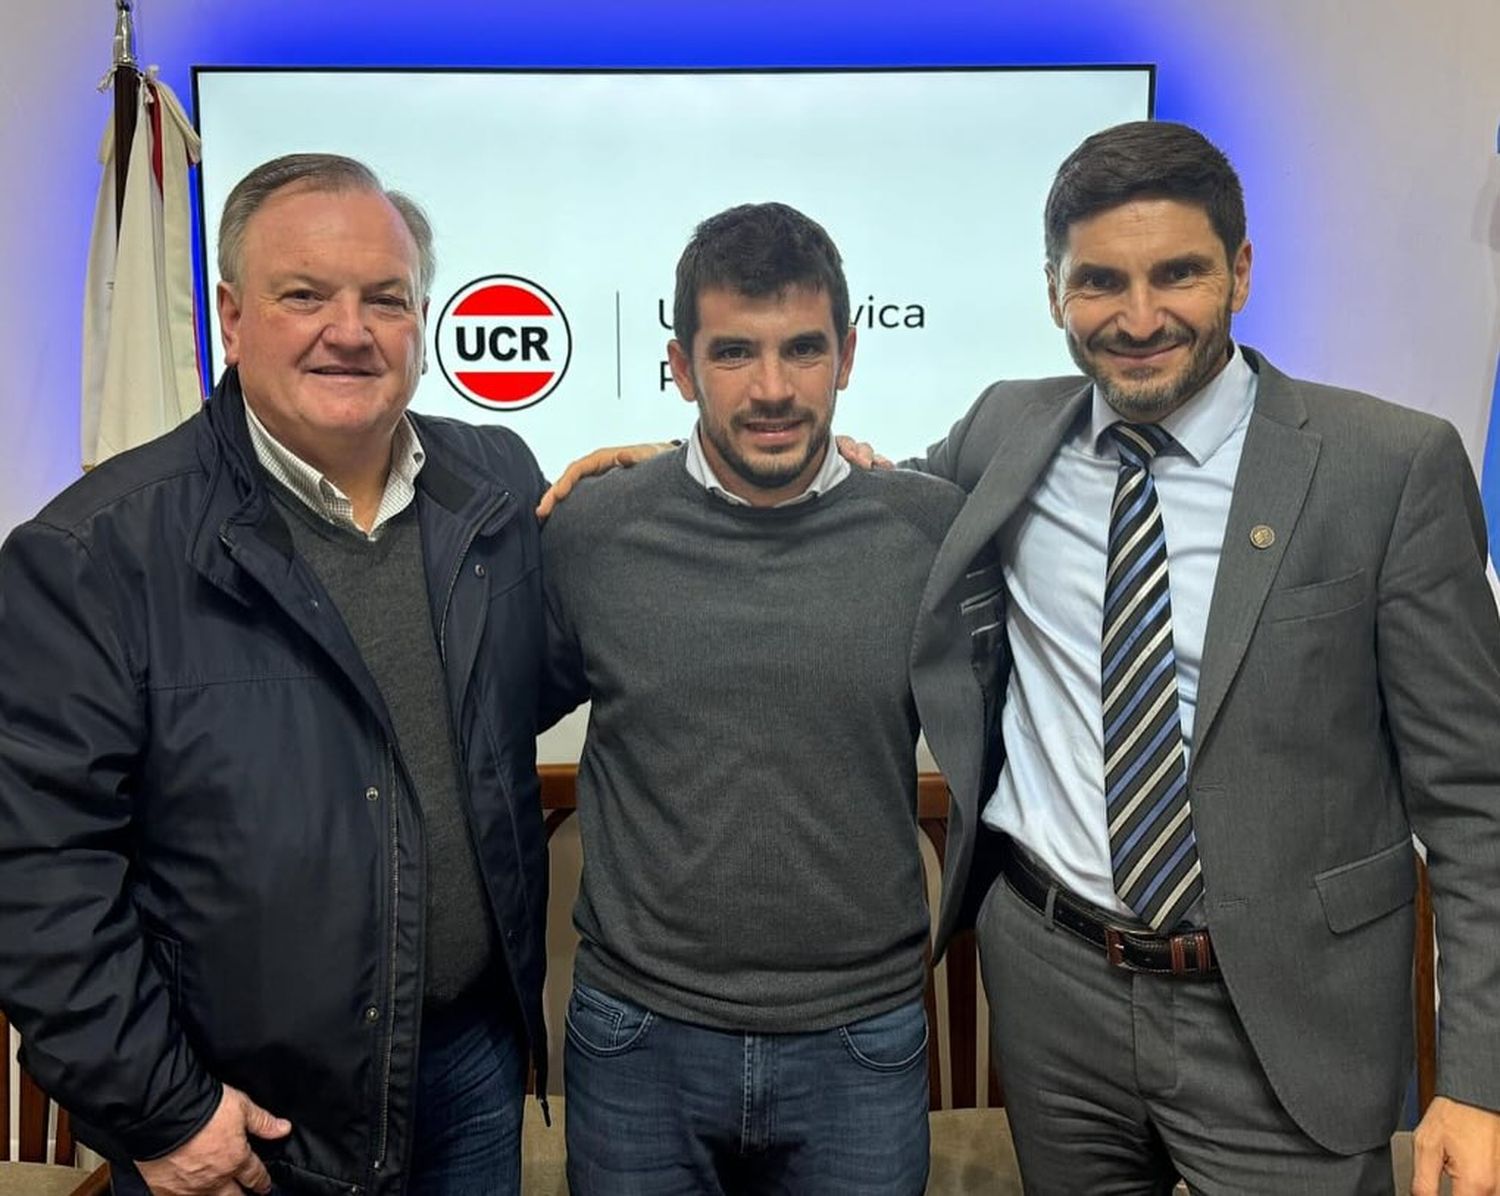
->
[363,1005,380,1023]
[474,563,487,578]
[365,786,380,802]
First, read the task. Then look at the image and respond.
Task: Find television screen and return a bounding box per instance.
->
[195,66,1153,477]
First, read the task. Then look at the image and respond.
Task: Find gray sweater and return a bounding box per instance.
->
[270,488,498,1009]
[542,451,964,1032]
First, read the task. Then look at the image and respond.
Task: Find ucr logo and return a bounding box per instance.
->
[435,275,572,411]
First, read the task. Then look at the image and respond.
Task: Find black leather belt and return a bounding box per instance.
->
[998,837,1219,979]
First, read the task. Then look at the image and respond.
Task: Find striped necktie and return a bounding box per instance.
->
[1102,422,1202,931]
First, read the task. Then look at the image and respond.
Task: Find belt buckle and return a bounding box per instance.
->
[1103,926,1129,969]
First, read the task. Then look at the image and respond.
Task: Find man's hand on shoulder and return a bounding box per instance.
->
[136,1084,291,1196]
[1413,1095,1500,1196]
[536,442,677,519]
[835,434,893,471]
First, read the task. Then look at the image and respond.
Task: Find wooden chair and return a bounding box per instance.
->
[1391,856,1442,1193]
[1,1012,110,1196]
[918,776,1024,1194]
[516,765,583,1195]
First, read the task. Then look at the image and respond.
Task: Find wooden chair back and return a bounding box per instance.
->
[2,1008,79,1166]
[1414,856,1436,1115]
[917,776,1003,1111]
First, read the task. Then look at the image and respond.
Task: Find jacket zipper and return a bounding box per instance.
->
[373,743,400,1173]
[431,486,549,1116]
[373,491,507,1174]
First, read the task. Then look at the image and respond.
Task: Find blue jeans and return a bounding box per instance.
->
[407,1002,526,1196]
[564,980,930,1195]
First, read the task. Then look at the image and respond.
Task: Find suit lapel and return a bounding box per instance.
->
[1194,352,1321,755]
[915,381,1089,831]
[926,382,1092,610]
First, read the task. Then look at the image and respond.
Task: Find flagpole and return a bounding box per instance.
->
[112,0,140,235]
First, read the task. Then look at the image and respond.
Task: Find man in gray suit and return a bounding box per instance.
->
[909,120,1500,1194]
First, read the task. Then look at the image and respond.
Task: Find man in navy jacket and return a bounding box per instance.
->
[0,155,549,1196]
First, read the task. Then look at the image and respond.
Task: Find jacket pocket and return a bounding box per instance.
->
[146,930,182,1010]
[1262,569,1366,623]
[1313,838,1416,933]
[264,1154,363,1195]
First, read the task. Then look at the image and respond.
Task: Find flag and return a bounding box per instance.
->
[81,70,204,469]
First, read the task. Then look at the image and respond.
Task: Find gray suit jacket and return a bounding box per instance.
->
[911,347,1500,1152]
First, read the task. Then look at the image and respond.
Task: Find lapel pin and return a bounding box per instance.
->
[1250,524,1275,549]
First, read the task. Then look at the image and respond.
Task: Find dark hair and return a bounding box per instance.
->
[672,202,850,353]
[219,153,436,299]
[1044,121,1246,267]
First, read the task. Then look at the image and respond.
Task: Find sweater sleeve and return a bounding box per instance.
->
[538,508,591,731]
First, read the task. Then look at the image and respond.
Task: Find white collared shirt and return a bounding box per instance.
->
[244,402,425,541]
[683,423,850,507]
[982,347,1259,918]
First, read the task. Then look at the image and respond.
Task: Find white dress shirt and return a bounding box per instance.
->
[982,347,1258,918]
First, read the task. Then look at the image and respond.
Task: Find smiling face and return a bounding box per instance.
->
[1047,197,1251,423]
[668,284,856,506]
[217,183,427,474]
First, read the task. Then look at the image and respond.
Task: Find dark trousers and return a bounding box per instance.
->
[976,876,1393,1195]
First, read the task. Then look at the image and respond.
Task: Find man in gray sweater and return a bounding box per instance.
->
[541,203,962,1195]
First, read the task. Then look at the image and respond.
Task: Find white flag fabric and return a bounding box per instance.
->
[82,72,204,469]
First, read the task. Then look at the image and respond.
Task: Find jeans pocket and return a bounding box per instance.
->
[565,980,655,1056]
[839,998,929,1073]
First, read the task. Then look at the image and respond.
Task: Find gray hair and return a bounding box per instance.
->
[217,153,436,300]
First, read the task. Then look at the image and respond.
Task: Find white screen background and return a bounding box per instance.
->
[196,68,1151,478]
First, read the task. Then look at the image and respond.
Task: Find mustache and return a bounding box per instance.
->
[732,400,810,425]
[1089,326,1193,354]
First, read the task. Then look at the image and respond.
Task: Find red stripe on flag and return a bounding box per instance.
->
[454,285,553,317]
[143,78,206,397]
[456,372,553,404]
[146,80,165,194]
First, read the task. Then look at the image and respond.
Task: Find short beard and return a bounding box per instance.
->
[694,379,836,494]
[1071,300,1234,422]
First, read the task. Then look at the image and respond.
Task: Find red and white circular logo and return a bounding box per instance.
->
[435,275,572,411]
